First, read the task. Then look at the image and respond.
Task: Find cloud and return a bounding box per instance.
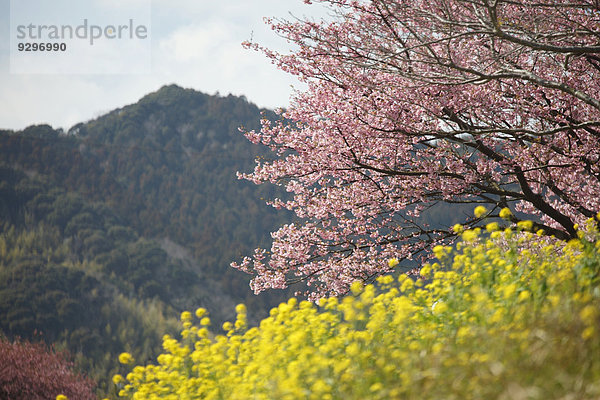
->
[153,20,300,109]
[158,23,233,63]
[0,0,330,130]
[94,0,149,7]
[0,74,155,130]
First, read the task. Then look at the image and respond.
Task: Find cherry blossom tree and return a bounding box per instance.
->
[233,0,600,299]
[0,338,96,400]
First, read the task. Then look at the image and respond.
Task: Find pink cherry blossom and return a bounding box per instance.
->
[233,0,600,300]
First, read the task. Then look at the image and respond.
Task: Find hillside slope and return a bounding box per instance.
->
[0,85,292,393]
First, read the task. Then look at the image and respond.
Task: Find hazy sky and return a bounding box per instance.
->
[0,0,328,131]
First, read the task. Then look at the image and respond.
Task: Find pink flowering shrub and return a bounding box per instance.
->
[0,338,96,400]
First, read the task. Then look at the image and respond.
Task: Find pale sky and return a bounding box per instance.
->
[0,0,329,131]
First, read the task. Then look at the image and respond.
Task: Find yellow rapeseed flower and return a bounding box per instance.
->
[461,229,478,242]
[474,205,487,218]
[433,245,445,259]
[350,280,363,295]
[517,290,531,301]
[486,222,499,232]
[582,326,596,340]
[112,373,124,385]
[111,223,600,400]
[118,352,134,365]
[195,307,207,318]
[181,311,192,322]
[499,207,512,219]
[235,304,247,314]
[580,305,598,325]
[222,321,233,331]
[517,220,534,231]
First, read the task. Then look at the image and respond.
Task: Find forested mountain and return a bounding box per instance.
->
[0,84,468,395]
[0,85,293,394]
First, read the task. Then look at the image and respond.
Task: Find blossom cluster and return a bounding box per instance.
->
[113,218,600,399]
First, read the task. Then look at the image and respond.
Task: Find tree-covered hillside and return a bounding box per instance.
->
[0,85,293,393]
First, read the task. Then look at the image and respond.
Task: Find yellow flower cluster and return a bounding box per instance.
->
[113,219,600,400]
